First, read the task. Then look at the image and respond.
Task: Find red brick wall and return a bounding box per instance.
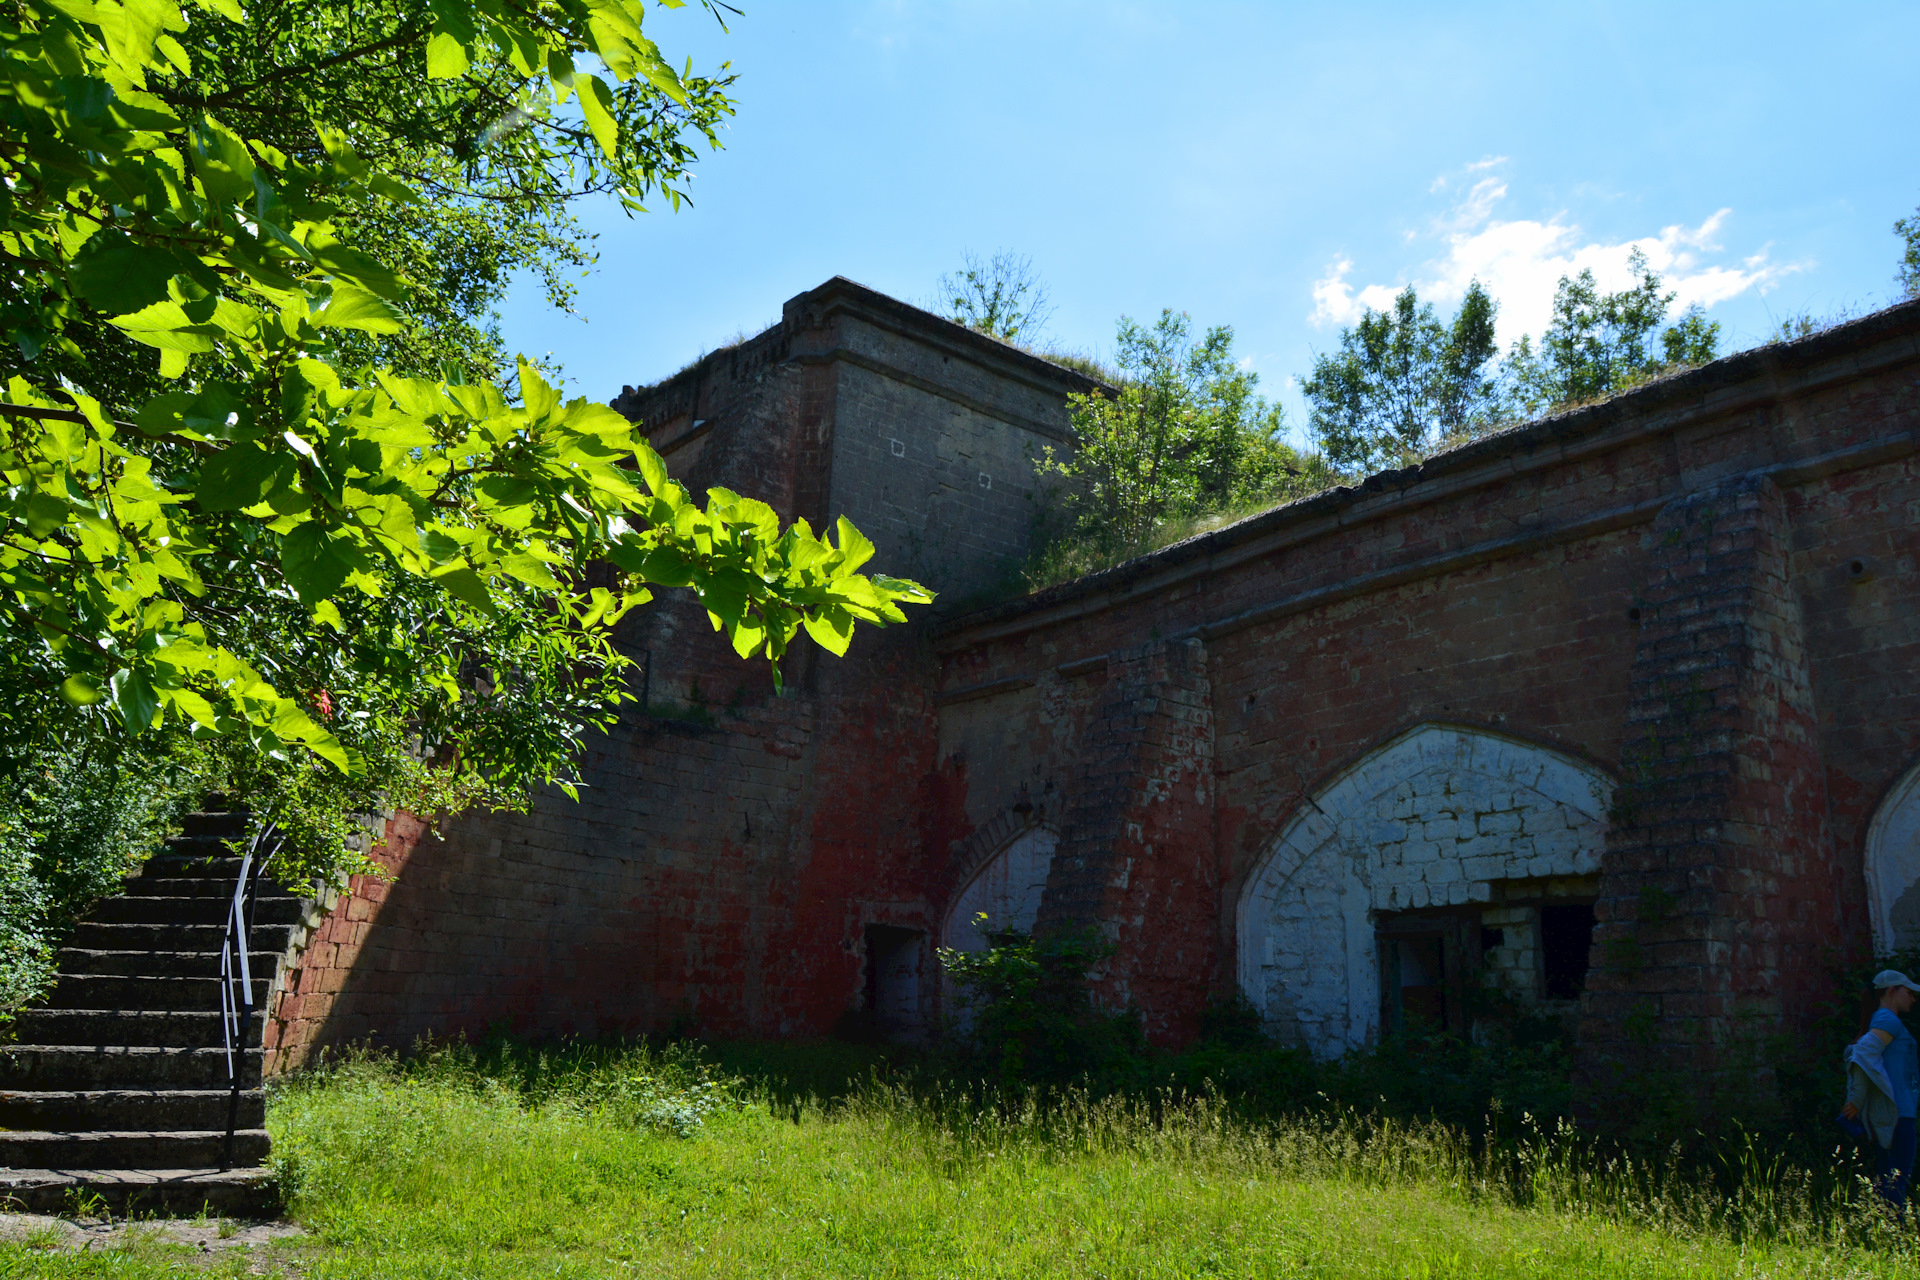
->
[267,295,1920,1093]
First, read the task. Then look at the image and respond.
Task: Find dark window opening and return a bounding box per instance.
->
[1480,927,1505,953]
[1377,915,1472,1037]
[1393,935,1448,1031]
[1540,903,1597,999]
[864,925,924,1030]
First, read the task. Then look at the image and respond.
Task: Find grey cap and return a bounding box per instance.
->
[1873,969,1920,992]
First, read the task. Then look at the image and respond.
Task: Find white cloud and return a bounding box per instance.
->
[1309,258,1401,329]
[1309,163,1806,345]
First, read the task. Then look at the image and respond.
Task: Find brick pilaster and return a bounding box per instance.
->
[1038,638,1217,1043]
[1578,474,1839,1115]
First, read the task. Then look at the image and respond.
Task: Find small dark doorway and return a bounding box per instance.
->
[1539,903,1596,999]
[1376,913,1473,1036]
[864,925,924,1032]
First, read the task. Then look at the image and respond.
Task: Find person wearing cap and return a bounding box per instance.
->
[1842,969,1920,1213]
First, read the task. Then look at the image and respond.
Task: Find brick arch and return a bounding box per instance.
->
[942,821,1058,953]
[1235,722,1615,1057]
[1866,757,1920,953]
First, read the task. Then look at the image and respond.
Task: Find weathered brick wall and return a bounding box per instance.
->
[933,300,1920,1084]
[266,276,1098,1066]
[1035,639,1217,1041]
[1578,475,1841,1097]
[616,276,1099,605]
[269,291,1920,1104]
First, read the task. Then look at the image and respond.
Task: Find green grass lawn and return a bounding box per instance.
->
[2,1044,1913,1278]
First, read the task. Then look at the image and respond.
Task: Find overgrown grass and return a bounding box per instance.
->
[3,1037,1914,1278]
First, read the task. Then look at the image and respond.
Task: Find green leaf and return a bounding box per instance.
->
[517,359,560,421]
[500,553,561,589]
[633,441,669,496]
[168,687,220,730]
[110,668,161,733]
[578,74,620,159]
[271,702,352,773]
[194,442,287,511]
[59,674,103,706]
[728,613,767,660]
[71,231,184,316]
[23,489,71,538]
[431,565,497,615]
[419,529,465,564]
[802,606,855,657]
[314,284,403,333]
[191,116,257,206]
[280,523,364,604]
[426,30,470,78]
[832,516,876,574]
[109,300,220,353]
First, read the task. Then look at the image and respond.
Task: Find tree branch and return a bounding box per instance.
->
[165,23,432,109]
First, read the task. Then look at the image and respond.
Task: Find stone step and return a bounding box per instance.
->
[141,850,246,877]
[0,1089,264,1132]
[0,1128,270,1170]
[0,1045,261,1091]
[120,875,299,901]
[90,895,307,926]
[47,973,272,1012]
[68,921,298,952]
[0,1167,278,1216]
[179,810,250,840]
[10,1009,255,1050]
[55,948,281,978]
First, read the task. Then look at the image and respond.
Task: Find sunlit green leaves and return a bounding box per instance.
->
[0,0,930,787]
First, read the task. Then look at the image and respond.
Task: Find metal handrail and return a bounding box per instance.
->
[218,819,281,1171]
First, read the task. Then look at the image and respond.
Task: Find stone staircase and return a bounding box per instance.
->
[0,807,302,1215]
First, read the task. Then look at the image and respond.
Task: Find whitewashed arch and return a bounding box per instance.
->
[942,825,1058,952]
[1866,759,1920,953]
[1236,724,1614,1057]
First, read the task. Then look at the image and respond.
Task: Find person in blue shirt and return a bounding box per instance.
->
[1842,969,1920,1213]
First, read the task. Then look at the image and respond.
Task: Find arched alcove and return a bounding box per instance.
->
[1236,723,1614,1057]
[942,825,1058,952]
[1866,759,1920,953]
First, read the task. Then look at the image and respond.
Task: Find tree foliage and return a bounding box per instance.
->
[0,741,203,1012]
[0,0,929,883]
[938,250,1053,345]
[1038,310,1312,564]
[1301,281,1500,473]
[1302,253,1724,476]
[1508,249,1720,412]
[1898,204,1920,300]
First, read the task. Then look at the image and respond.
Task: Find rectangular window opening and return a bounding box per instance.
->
[1376,913,1473,1037]
[864,924,924,1032]
[1539,903,1597,999]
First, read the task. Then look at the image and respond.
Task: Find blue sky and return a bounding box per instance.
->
[500,1,1920,443]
